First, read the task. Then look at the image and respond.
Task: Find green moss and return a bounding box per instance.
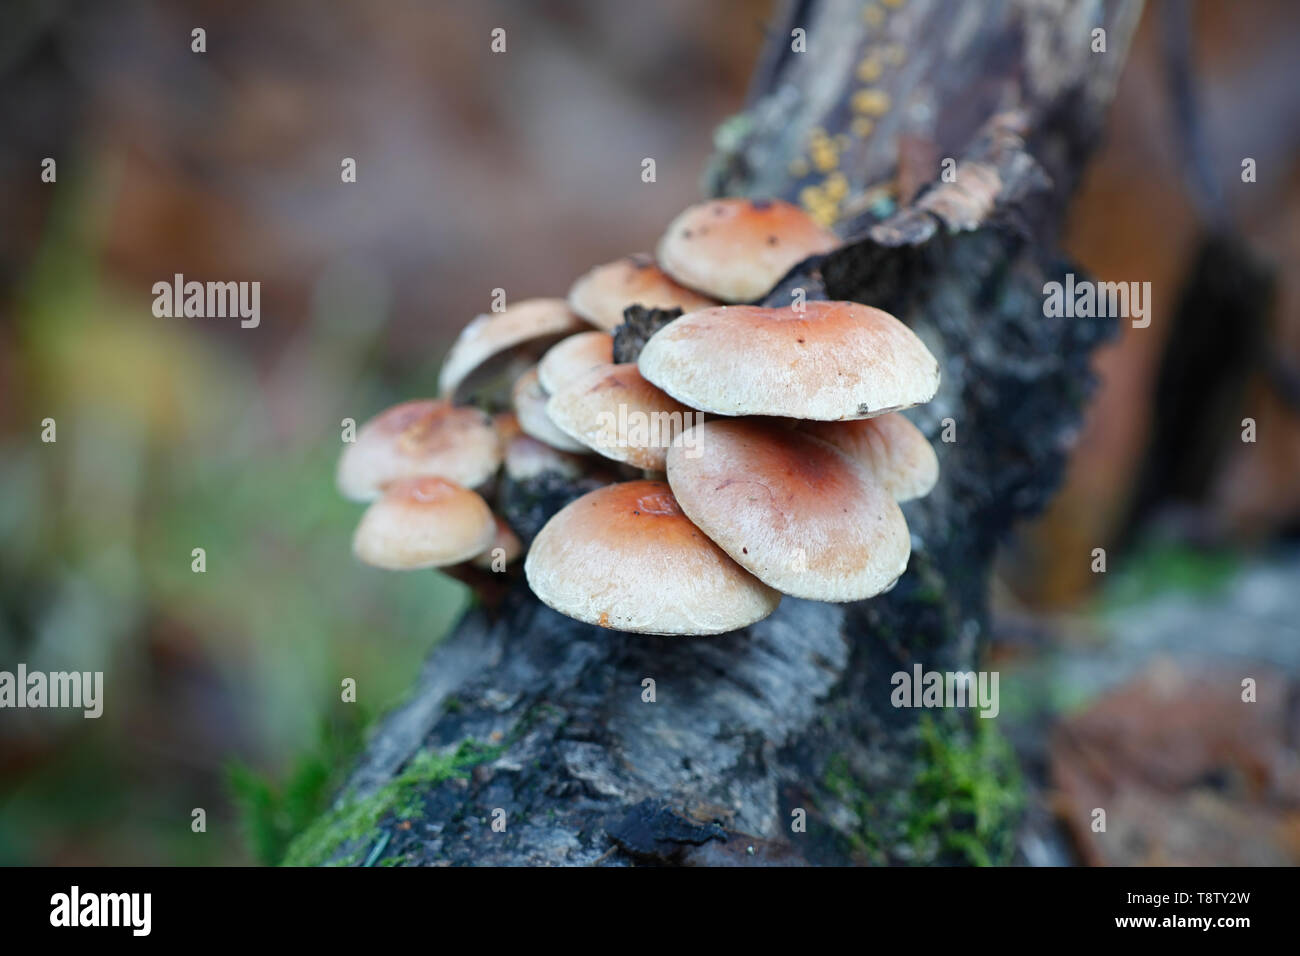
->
[1098,539,1240,611]
[281,738,502,867]
[823,714,1022,866]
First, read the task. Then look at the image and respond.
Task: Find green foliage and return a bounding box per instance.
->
[1099,539,1240,611]
[824,714,1022,866]
[281,738,502,867]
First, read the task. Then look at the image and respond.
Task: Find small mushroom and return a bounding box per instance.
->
[353,476,495,570]
[568,254,718,330]
[504,432,587,481]
[470,515,524,570]
[665,419,910,601]
[656,198,839,302]
[524,480,780,635]
[337,399,501,501]
[438,298,589,401]
[638,301,940,420]
[800,413,939,501]
[511,365,589,453]
[537,330,614,394]
[546,362,697,471]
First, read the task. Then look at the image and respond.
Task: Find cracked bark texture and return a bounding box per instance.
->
[306,0,1142,866]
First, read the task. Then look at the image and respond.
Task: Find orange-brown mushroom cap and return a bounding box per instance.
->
[800,413,939,501]
[638,301,940,420]
[353,476,495,570]
[471,515,524,570]
[512,365,590,453]
[337,399,501,501]
[438,298,589,400]
[524,480,780,635]
[656,198,839,302]
[568,254,718,330]
[665,420,910,601]
[537,330,614,394]
[545,362,699,471]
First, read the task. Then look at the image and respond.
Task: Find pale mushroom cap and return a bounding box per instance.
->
[471,515,524,570]
[512,365,589,453]
[504,433,587,481]
[337,399,501,501]
[546,362,699,471]
[665,419,910,601]
[438,298,588,400]
[568,254,719,330]
[537,331,614,395]
[801,413,939,501]
[656,198,839,302]
[524,480,780,635]
[353,476,495,570]
[638,301,940,420]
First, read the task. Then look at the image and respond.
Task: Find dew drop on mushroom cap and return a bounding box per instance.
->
[665,419,910,602]
[638,300,940,421]
[801,413,939,501]
[545,362,696,471]
[438,298,589,401]
[524,480,780,636]
[567,254,719,331]
[352,476,496,571]
[655,198,839,302]
[537,330,614,395]
[336,399,501,501]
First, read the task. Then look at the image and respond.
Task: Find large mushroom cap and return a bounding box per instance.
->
[438,298,588,401]
[337,399,501,501]
[353,476,495,570]
[568,254,718,330]
[638,301,940,420]
[537,330,614,395]
[546,362,698,471]
[512,365,590,453]
[801,413,939,501]
[525,480,780,635]
[656,198,839,302]
[665,419,910,601]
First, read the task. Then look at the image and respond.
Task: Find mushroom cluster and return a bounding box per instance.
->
[336,197,941,636]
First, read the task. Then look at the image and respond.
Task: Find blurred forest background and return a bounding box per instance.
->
[1,0,1297,866]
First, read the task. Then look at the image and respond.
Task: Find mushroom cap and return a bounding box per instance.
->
[546,362,698,471]
[638,301,940,420]
[656,198,839,302]
[524,480,780,635]
[438,298,588,400]
[665,419,910,601]
[511,365,589,453]
[504,432,587,481]
[568,254,718,330]
[537,330,614,395]
[492,410,523,444]
[337,399,501,501]
[471,515,524,570]
[801,413,939,501]
[353,476,495,570]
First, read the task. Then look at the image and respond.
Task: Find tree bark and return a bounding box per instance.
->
[293,0,1143,867]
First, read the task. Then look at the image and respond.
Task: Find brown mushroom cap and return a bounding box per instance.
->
[568,254,718,330]
[537,330,614,395]
[353,476,495,570]
[665,419,910,601]
[524,480,780,635]
[545,362,698,471]
[638,301,940,420]
[656,198,839,302]
[800,413,939,501]
[511,365,589,453]
[337,399,501,501]
[504,433,587,481]
[438,298,588,400]
[471,515,524,570]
